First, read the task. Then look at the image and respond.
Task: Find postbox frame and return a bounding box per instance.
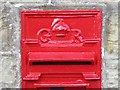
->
[21,10,102,89]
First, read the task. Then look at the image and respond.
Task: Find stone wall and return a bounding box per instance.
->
[0,0,119,89]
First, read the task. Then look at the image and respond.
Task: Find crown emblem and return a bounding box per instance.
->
[51,18,70,37]
[37,18,83,44]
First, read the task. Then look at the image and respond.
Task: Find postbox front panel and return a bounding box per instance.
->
[21,10,102,89]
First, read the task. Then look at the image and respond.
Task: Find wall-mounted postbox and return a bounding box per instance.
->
[21,10,102,90]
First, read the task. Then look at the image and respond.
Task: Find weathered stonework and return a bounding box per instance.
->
[104,53,118,88]
[0,1,119,89]
[106,13,118,53]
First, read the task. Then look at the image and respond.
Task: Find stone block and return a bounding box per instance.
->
[52,0,120,4]
[1,56,21,88]
[0,0,48,3]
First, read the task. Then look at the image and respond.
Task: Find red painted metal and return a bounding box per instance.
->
[21,10,102,89]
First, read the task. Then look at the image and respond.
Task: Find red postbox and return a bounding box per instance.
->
[21,10,102,90]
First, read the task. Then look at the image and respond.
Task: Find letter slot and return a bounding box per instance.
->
[28,52,95,65]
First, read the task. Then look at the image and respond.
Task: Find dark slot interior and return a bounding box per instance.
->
[32,61,92,65]
[37,87,86,90]
[50,88,64,90]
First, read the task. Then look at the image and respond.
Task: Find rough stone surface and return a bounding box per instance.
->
[0,0,48,3]
[52,0,120,4]
[0,2,21,89]
[106,13,118,53]
[0,0,119,2]
[0,3,3,90]
[104,53,118,88]
[2,56,20,88]
[0,1,119,89]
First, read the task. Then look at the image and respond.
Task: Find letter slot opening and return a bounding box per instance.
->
[32,62,92,65]
[50,88,64,90]
[28,52,95,65]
